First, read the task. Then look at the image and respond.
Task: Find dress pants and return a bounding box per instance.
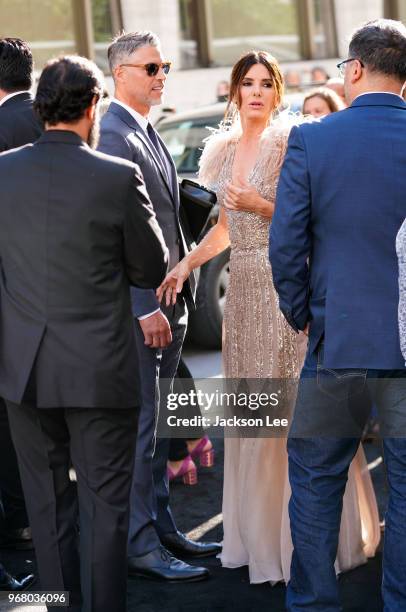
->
[127,299,187,556]
[0,398,28,532]
[6,401,138,612]
[168,359,204,462]
[287,342,406,612]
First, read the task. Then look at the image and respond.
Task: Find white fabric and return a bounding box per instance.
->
[138,308,161,321]
[353,91,404,101]
[111,98,149,132]
[0,90,30,107]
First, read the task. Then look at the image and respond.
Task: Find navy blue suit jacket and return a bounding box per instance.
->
[270,93,406,369]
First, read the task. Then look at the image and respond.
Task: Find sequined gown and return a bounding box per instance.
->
[199,124,380,584]
[396,219,406,362]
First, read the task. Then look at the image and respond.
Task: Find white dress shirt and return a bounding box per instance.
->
[111,98,149,132]
[111,98,162,321]
[353,91,404,102]
[0,90,30,107]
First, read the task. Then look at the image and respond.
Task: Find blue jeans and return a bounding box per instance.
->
[287,343,406,612]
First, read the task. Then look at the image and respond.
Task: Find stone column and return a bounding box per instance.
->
[120,0,181,68]
[334,0,385,56]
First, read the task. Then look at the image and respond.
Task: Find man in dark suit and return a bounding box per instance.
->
[0,37,41,554]
[0,38,41,151]
[270,19,406,611]
[0,55,168,612]
[99,31,219,581]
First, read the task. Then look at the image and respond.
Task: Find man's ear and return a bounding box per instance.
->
[350,60,364,85]
[85,96,99,121]
[113,65,125,85]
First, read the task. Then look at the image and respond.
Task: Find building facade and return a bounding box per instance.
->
[1,0,404,110]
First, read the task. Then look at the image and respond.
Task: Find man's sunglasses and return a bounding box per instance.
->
[120,62,172,76]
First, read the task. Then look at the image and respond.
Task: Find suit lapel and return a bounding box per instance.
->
[108,102,175,205]
[133,128,172,188]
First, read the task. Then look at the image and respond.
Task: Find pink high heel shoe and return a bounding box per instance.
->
[167,455,198,485]
[188,436,215,467]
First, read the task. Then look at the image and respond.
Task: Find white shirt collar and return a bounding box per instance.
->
[112,98,149,132]
[0,90,30,107]
[353,91,404,102]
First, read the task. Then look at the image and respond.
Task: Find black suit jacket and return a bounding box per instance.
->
[0,92,42,152]
[99,102,196,318]
[0,130,169,408]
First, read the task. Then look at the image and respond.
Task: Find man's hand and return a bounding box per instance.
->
[139,311,172,348]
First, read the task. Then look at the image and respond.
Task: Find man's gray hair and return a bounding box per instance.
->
[108,31,160,75]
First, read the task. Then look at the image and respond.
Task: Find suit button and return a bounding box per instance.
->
[175,238,180,244]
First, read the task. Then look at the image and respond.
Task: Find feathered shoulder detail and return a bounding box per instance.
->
[197,123,239,188]
[198,111,306,189]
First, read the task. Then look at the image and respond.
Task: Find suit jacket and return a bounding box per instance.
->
[270,93,406,370]
[0,130,169,407]
[98,102,195,318]
[0,92,42,152]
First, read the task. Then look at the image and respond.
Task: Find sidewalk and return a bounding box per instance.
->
[1,438,386,611]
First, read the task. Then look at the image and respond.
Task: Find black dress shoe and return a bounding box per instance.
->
[160,531,222,558]
[0,571,36,591]
[0,527,33,551]
[128,545,209,582]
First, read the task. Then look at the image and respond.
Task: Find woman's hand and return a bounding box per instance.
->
[224,176,274,217]
[156,259,192,306]
[224,176,261,213]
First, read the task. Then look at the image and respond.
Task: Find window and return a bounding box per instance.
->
[92,0,118,72]
[179,0,200,68]
[209,0,301,66]
[385,0,406,21]
[0,0,77,70]
[311,0,337,59]
[179,0,339,68]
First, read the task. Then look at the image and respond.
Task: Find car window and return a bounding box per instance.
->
[158,116,223,175]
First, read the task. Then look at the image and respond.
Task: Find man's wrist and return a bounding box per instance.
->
[138,308,161,321]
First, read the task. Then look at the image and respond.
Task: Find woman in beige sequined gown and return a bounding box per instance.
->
[157,51,380,584]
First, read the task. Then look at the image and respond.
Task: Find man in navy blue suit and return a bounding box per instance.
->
[99,31,219,582]
[270,19,406,611]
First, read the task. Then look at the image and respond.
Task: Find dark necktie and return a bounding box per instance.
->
[147,123,169,181]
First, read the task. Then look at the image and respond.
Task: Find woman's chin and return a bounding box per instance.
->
[243,109,269,122]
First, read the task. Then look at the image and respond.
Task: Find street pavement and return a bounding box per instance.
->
[0,347,388,611]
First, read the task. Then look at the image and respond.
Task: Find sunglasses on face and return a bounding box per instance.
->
[120,62,172,76]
